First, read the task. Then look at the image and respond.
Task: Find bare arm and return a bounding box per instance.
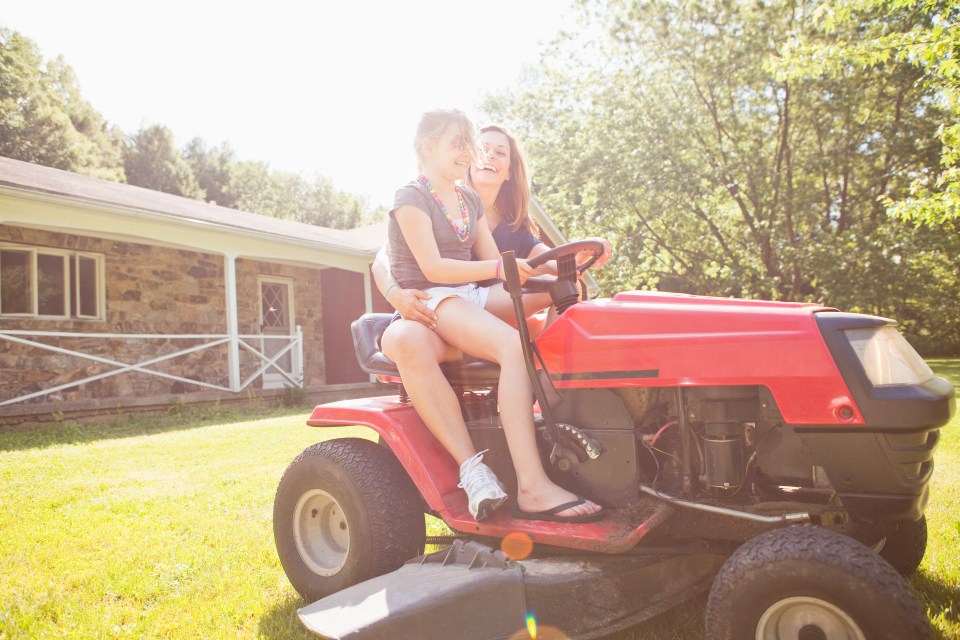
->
[372,243,438,328]
[372,244,394,297]
[394,206,533,284]
[526,242,555,275]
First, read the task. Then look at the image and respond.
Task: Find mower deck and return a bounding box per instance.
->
[298,540,727,640]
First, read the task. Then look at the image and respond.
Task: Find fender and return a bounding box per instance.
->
[307,397,457,515]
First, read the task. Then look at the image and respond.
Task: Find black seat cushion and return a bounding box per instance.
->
[350,313,501,386]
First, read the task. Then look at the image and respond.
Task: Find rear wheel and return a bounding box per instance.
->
[877,516,927,575]
[705,526,931,640]
[273,438,425,601]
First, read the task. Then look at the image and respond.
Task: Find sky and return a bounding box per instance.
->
[2,1,579,208]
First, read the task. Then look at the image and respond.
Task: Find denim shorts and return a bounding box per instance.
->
[420,283,490,312]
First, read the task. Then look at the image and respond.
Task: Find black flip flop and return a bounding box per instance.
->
[511,496,604,524]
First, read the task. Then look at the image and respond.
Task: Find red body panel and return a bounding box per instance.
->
[305,291,873,548]
[308,398,671,552]
[535,291,862,425]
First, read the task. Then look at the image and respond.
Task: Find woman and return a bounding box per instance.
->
[379,109,602,524]
[375,124,557,329]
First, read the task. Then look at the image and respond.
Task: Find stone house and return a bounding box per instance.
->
[0,156,392,425]
[0,157,581,426]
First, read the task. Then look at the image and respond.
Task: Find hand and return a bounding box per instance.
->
[576,238,612,269]
[515,258,535,285]
[529,261,553,277]
[387,287,437,329]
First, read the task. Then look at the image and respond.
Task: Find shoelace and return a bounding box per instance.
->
[457,450,499,492]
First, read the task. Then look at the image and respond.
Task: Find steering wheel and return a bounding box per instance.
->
[521,239,606,293]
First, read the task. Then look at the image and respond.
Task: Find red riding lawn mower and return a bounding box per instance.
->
[273,241,954,639]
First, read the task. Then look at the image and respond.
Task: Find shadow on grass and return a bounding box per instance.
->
[912,569,960,638]
[929,359,960,388]
[0,402,314,452]
[258,591,315,640]
[600,593,708,640]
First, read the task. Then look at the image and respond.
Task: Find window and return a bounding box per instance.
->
[0,244,105,319]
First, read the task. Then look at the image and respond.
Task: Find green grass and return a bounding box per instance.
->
[1,364,958,639]
[1,405,330,639]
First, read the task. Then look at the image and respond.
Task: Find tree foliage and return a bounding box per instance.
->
[484,0,958,354]
[777,0,960,226]
[183,137,236,207]
[0,27,125,181]
[0,25,378,231]
[124,124,203,198]
[224,161,372,229]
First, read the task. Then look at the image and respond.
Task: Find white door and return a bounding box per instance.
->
[259,277,295,389]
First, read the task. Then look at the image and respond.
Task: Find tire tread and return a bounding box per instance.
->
[273,438,425,600]
[705,526,931,640]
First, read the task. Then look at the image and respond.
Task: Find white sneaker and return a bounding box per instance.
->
[458,450,508,521]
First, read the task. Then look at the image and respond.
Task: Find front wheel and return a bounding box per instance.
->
[705,526,931,640]
[273,438,425,602]
[877,515,927,575]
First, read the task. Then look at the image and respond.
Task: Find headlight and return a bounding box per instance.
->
[845,326,934,386]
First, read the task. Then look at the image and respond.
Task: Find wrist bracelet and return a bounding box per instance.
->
[385,283,399,298]
[495,257,503,281]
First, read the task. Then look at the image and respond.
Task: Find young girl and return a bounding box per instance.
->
[374,124,557,329]
[382,108,602,523]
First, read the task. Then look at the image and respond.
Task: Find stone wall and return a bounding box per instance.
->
[0,225,327,406]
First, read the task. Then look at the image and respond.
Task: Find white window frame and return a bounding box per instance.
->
[0,243,106,320]
[74,251,105,320]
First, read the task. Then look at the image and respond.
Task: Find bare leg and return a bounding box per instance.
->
[434,298,600,517]
[483,285,551,326]
[380,319,475,465]
[484,286,552,337]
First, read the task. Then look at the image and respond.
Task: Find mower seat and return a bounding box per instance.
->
[351,313,502,386]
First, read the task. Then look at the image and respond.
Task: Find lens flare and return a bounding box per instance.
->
[526,611,537,639]
[501,531,534,560]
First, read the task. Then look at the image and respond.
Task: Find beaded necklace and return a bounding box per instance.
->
[417,175,471,242]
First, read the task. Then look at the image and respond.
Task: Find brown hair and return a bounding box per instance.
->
[413,108,477,171]
[468,125,538,235]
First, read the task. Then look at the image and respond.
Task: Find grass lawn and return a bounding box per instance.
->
[2,362,958,639]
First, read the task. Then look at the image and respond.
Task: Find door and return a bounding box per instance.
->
[259,277,295,389]
[320,268,368,384]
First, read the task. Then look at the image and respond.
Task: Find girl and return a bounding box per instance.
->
[381,109,602,523]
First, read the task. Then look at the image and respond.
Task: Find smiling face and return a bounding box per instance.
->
[423,122,475,182]
[471,129,512,191]
[413,109,477,183]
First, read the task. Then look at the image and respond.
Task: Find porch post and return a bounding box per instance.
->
[224,253,241,391]
[362,269,375,382]
[295,324,304,386]
[362,269,373,314]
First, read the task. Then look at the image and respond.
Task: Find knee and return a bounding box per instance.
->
[381,322,440,365]
[491,334,525,368]
[380,327,414,363]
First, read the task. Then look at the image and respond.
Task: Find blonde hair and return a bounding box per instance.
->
[468,125,538,235]
[413,109,477,170]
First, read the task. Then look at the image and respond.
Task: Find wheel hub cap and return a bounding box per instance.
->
[293,489,350,576]
[756,596,866,640]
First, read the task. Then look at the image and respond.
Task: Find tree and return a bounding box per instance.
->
[777,0,960,226]
[124,124,202,198]
[484,0,958,353]
[183,137,236,207]
[224,161,373,229]
[0,26,382,232]
[0,27,124,180]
